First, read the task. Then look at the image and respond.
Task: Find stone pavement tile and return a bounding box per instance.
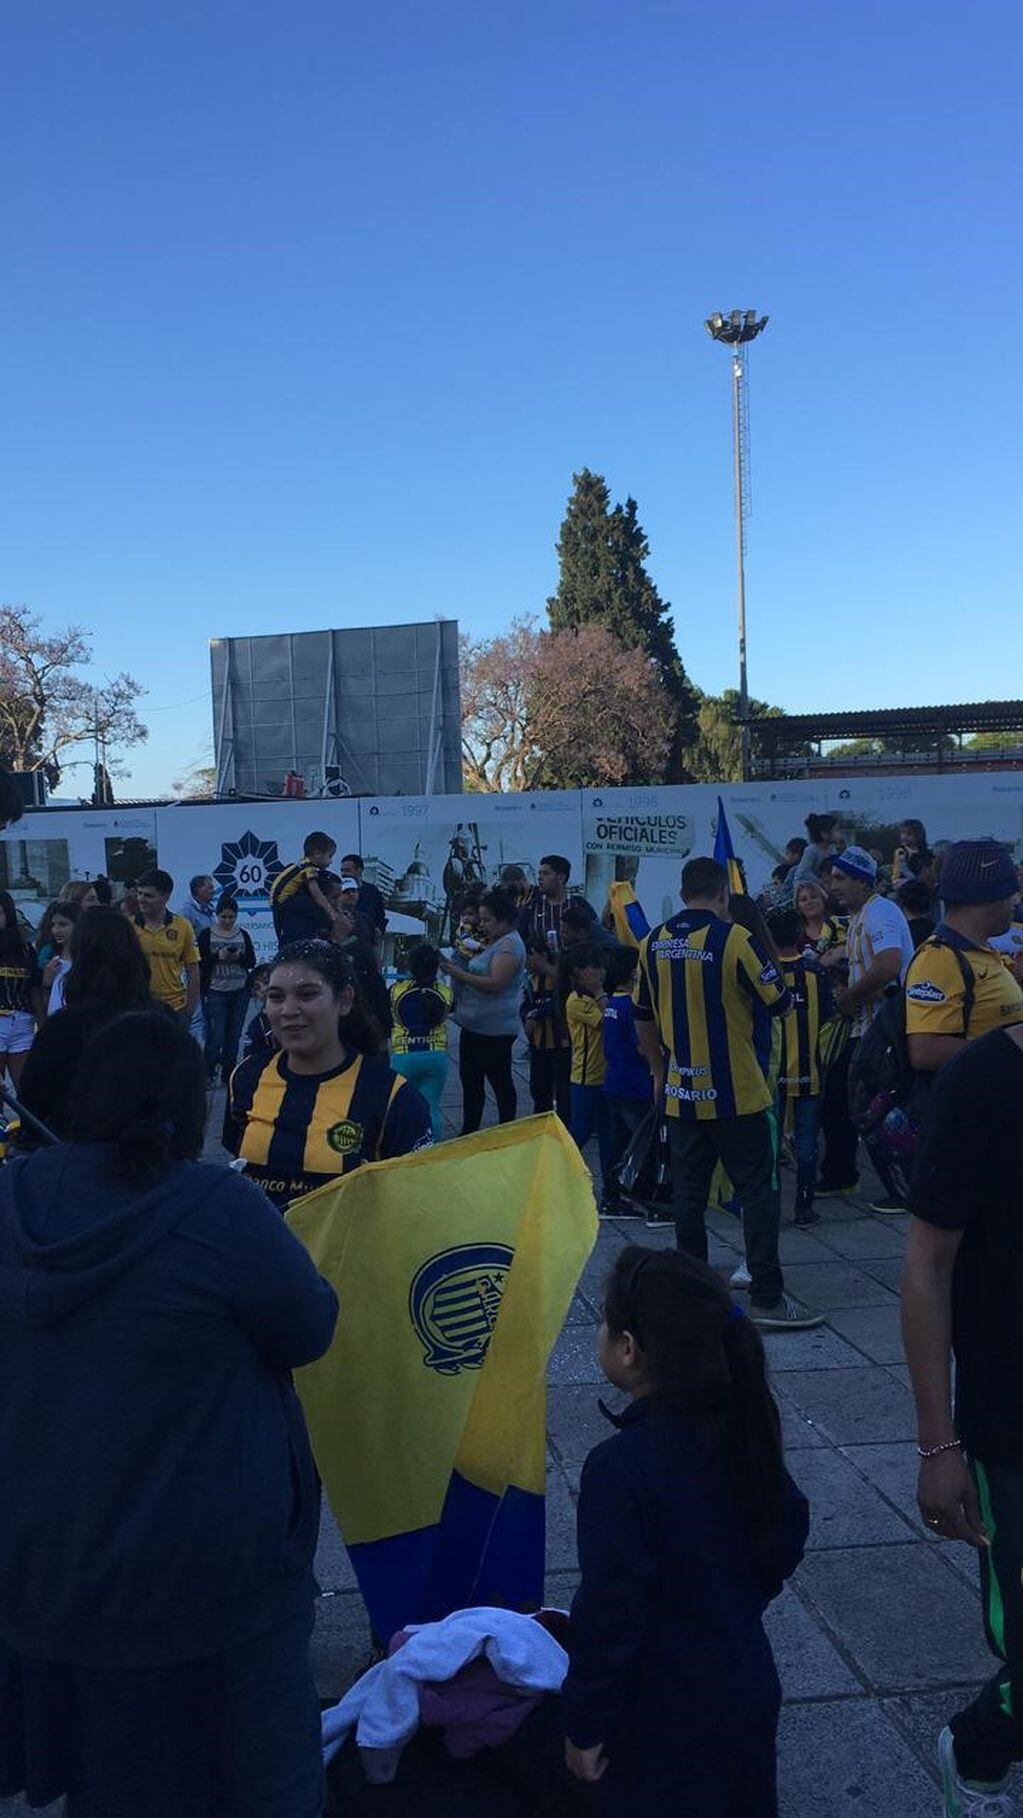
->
[548,1383,623,1484]
[812,1197,870,1223]
[795,1545,995,1691]
[778,1365,916,1445]
[563,1288,599,1327]
[315,1502,359,1593]
[311,1589,372,1699]
[793,1448,917,1550]
[549,1324,603,1385]
[840,1444,984,1588]
[826,1303,906,1365]
[887,1362,912,1390]
[775,1386,827,1450]
[545,1467,579,1571]
[544,1566,580,1611]
[780,1260,894,1311]
[814,1218,907,1261]
[765,1584,862,1698]
[882,1685,986,1779]
[761,1325,867,1374]
[0,1803,60,1817]
[860,1256,905,1293]
[777,1699,939,1816]
[777,1225,843,1265]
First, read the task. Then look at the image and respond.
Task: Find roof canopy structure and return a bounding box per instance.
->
[749,700,1023,778]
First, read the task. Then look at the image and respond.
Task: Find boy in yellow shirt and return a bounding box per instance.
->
[563,942,613,1196]
[134,869,200,1024]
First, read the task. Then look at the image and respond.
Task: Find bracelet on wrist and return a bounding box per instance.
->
[917,1438,962,1460]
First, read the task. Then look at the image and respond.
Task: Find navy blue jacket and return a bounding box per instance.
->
[0,1145,338,1669]
[563,1397,808,1772]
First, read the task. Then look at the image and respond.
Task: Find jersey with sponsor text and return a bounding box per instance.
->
[634,910,790,1121]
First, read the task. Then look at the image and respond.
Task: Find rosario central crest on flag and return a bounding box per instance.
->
[287,1115,597,1644]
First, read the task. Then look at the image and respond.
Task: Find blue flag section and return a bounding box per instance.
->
[608,880,651,948]
[287,1115,598,1644]
[714,797,747,897]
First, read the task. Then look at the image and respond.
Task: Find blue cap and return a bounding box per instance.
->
[832,845,877,885]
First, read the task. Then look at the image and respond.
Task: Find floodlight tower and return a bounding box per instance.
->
[705,309,769,782]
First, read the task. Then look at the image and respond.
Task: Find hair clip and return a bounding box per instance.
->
[728,1302,746,1321]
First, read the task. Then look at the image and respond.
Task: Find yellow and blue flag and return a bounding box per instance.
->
[608,880,651,949]
[286,1114,597,1644]
[714,797,747,898]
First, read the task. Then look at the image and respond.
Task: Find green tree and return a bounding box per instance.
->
[685,689,784,782]
[547,470,698,763]
[0,604,147,785]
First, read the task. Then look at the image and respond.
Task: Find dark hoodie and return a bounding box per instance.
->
[0,1145,338,1669]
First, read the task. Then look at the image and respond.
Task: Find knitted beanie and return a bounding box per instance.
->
[939,839,1017,905]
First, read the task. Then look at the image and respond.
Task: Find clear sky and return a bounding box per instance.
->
[2,0,1020,796]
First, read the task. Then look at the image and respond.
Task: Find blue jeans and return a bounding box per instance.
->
[391,1049,449,1142]
[791,1094,821,1200]
[570,1083,613,1182]
[204,991,250,1082]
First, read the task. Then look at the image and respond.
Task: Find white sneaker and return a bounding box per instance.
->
[938,1727,1014,1815]
[729,1260,752,1289]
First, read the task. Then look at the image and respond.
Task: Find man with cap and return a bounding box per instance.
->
[822,845,915,1208]
[906,839,1023,1076]
[901,854,1023,1809]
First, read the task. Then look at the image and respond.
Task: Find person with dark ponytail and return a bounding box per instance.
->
[562,1246,809,1816]
[787,811,842,898]
[0,1011,337,1816]
[223,939,433,1211]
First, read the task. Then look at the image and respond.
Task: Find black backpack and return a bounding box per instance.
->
[848,939,975,1136]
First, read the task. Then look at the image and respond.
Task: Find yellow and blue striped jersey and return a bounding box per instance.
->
[223,1048,433,1211]
[634,910,791,1120]
[777,958,832,1099]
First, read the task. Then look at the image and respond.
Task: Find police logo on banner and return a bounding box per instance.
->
[213,831,285,902]
[409,1244,514,1376]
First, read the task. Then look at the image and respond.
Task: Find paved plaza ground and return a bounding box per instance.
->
[2,1046,993,1815]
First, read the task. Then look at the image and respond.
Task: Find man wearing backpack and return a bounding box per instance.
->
[830,845,915,1212]
[906,839,1023,1074]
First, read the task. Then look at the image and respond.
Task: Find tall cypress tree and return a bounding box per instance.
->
[547,470,698,766]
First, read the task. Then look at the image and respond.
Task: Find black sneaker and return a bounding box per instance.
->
[749,1297,825,1332]
[870,1194,908,1215]
[793,1192,820,1228]
[644,1206,674,1230]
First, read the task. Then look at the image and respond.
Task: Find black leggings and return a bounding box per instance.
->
[458,1030,517,1134]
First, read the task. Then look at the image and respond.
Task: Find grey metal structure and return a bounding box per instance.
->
[210,621,462,798]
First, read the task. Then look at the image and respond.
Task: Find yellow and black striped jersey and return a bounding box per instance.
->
[634,910,791,1121]
[223,1048,433,1211]
[777,958,833,1099]
[389,978,453,1054]
[268,861,332,942]
[566,991,606,1087]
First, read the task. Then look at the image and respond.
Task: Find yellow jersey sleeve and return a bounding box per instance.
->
[179,918,199,966]
[905,943,969,1037]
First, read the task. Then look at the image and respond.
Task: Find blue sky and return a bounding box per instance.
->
[2,0,1020,796]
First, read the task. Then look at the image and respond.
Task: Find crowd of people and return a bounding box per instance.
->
[2,775,1023,1815]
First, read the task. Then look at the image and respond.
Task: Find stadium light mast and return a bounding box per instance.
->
[704,309,769,782]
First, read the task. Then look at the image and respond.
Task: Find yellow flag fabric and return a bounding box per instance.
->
[286,1112,597,1641]
[608,881,651,949]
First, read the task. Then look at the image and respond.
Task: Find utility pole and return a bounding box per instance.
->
[705,309,768,781]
